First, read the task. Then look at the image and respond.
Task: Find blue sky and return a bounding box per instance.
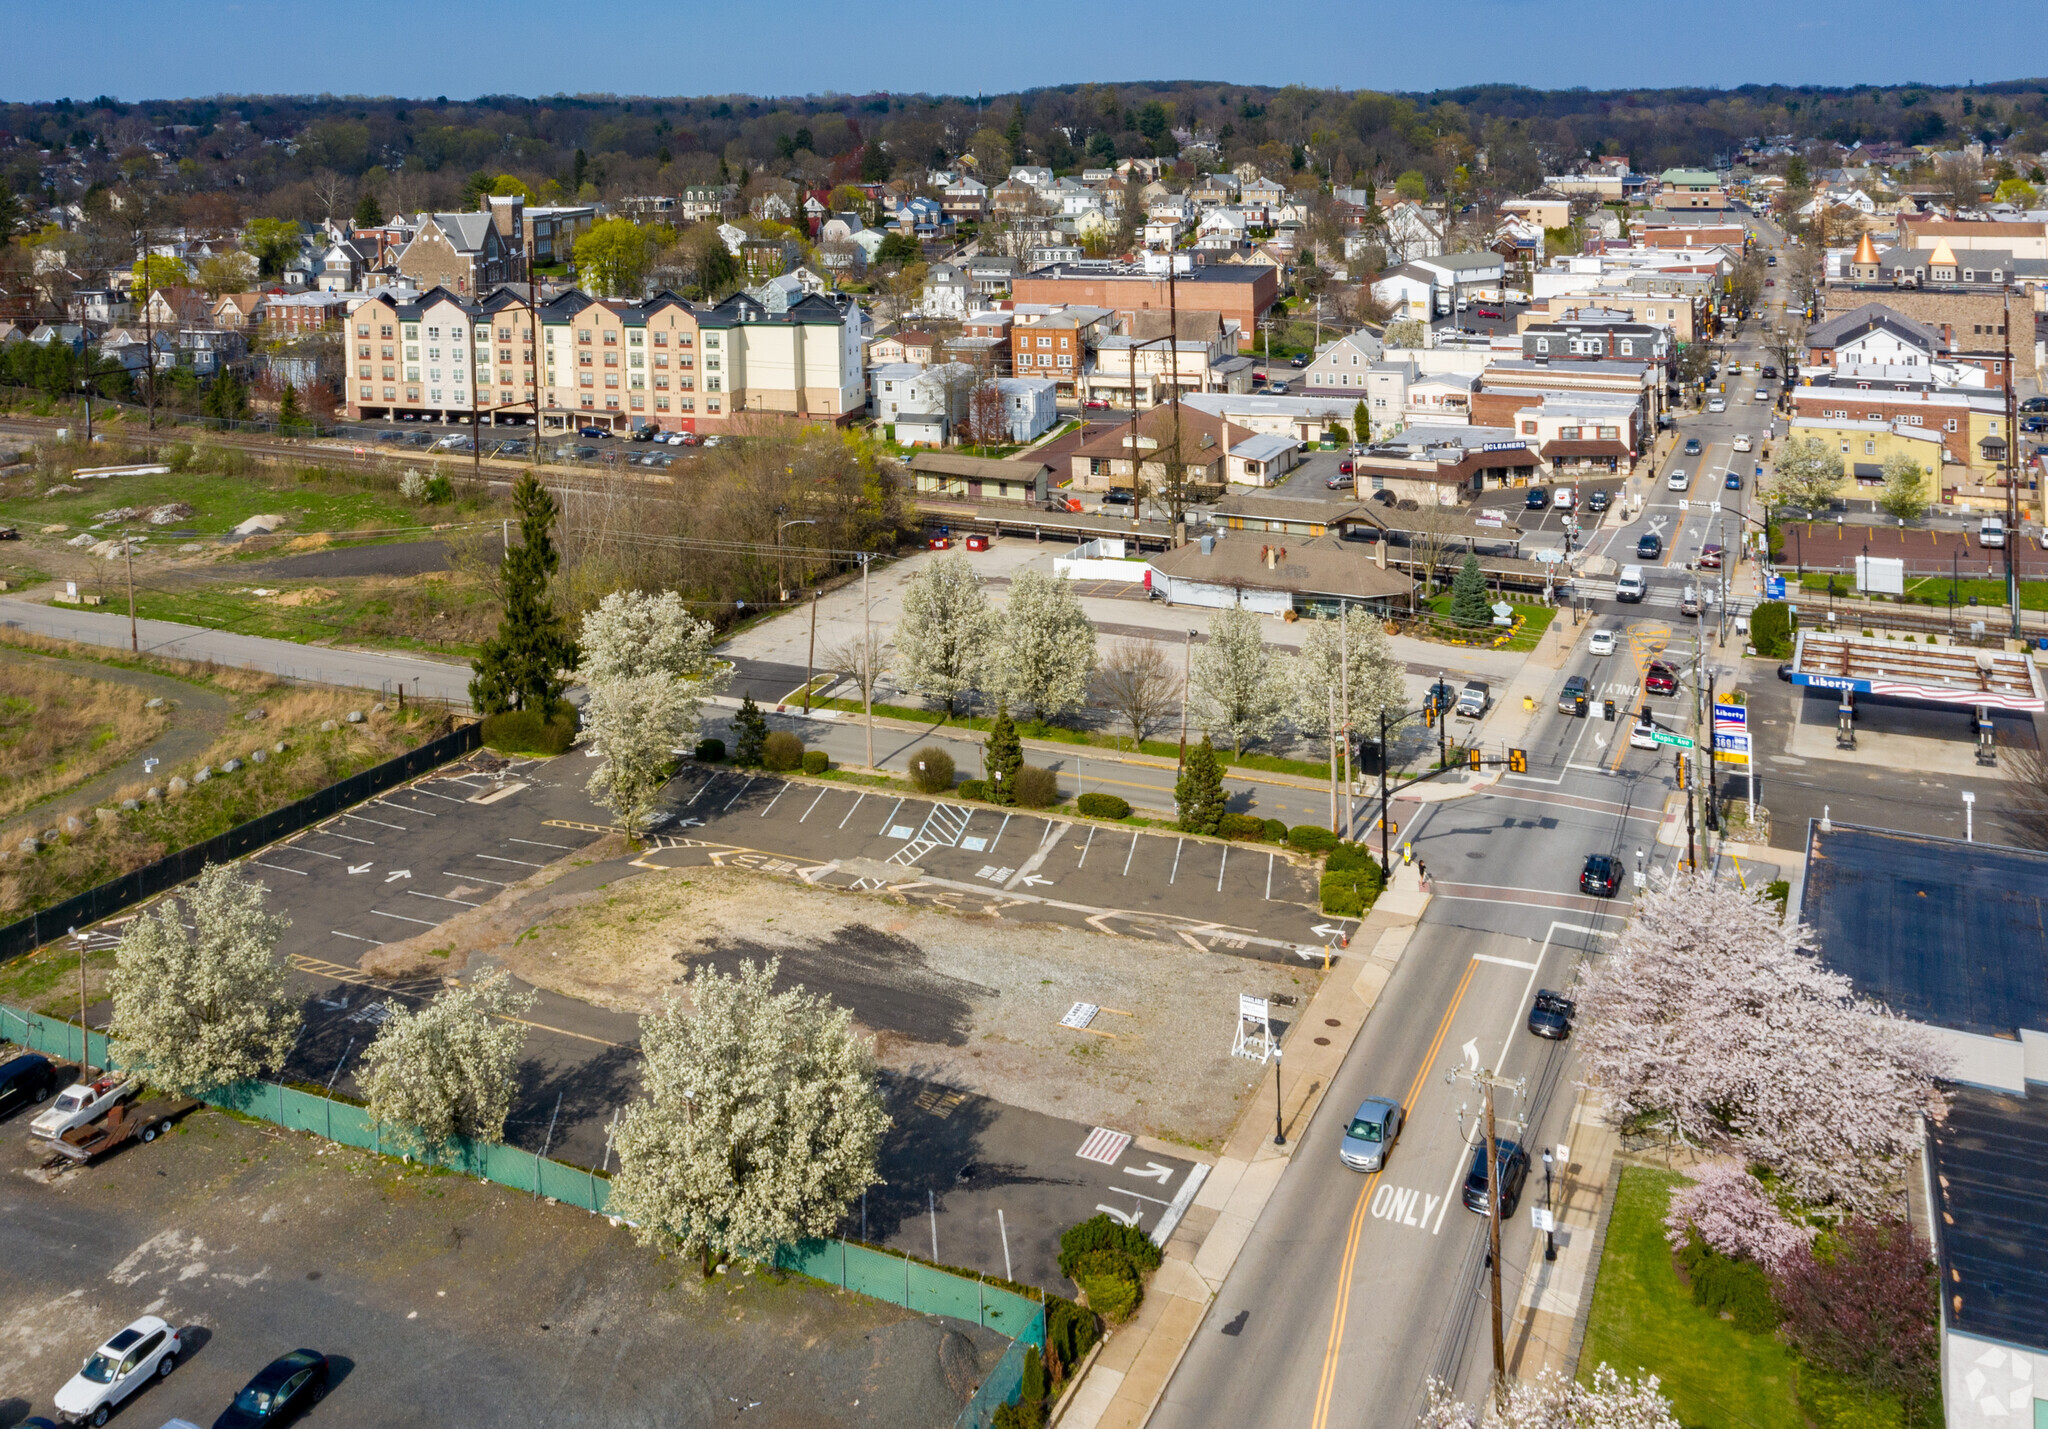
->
[1,0,2035,101]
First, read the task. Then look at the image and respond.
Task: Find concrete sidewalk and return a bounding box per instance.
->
[1053,867,1430,1429]
[1504,1087,1622,1382]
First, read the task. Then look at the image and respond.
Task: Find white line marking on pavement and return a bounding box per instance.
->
[988,813,1012,852]
[343,813,407,830]
[376,797,433,816]
[314,828,375,845]
[406,890,479,907]
[1472,954,1541,970]
[1170,837,1183,884]
[405,787,471,804]
[330,931,386,945]
[687,776,715,807]
[1265,852,1275,900]
[838,792,866,829]
[248,860,308,876]
[475,854,543,868]
[1123,830,1139,876]
[368,909,438,927]
[1076,1127,1132,1164]
[286,845,344,860]
[508,838,574,851]
[1217,844,1228,892]
[798,787,829,822]
[878,798,904,835]
[723,777,755,811]
[1150,1163,1211,1248]
[759,783,789,817]
[1077,825,1096,867]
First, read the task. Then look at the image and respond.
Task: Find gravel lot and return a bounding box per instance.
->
[454,864,1322,1150]
[0,1090,1004,1429]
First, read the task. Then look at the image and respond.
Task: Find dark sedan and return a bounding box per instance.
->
[0,1052,58,1119]
[1684,437,1702,455]
[1461,1139,1530,1217]
[1528,989,1577,1038]
[1525,487,1549,510]
[1636,533,1664,560]
[1586,489,1610,513]
[1579,854,1622,897]
[214,1350,329,1428]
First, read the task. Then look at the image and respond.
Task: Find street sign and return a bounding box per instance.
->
[1713,702,1748,730]
[1649,729,1696,750]
[1766,574,1786,599]
[1531,1207,1557,1232]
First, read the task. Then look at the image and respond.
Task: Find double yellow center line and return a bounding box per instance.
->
[1308,956,1479,1429]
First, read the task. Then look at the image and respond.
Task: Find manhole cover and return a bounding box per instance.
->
[1324,1018,1341,1027]
[1314,1036,1331,1046]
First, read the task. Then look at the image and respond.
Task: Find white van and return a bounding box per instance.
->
[1615,565,1648,603]
[1980,515,2007,548]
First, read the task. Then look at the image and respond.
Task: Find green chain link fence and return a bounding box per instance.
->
[0,1002,1043,1426]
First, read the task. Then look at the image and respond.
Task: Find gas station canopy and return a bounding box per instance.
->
[1790,632,2045,712]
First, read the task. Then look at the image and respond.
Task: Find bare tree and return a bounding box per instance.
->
[2000,741,2048,849]
[824,627,891,710]
[1933,152,1984,215]
[311,170,351,224]
[1092,638,1181,749]
[962,380,1006,449]
[1401,500,1470,598]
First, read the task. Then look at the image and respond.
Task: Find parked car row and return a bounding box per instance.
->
[39,1312,330,1427]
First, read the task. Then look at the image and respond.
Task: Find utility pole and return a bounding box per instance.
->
[1378,708,1392,876]
[1339,602,1353,841]
[861,553,875,770]
[804,588,819,714]
[1327,685,1339,833]
[1178,627,1195,769]
[124,530,138,652]
[1445,1061,1525,1413]
[2003,291,2020,638]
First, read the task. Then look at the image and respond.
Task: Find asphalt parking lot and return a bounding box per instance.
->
[0,1102,1004,1429]
[59,748,1254,1294]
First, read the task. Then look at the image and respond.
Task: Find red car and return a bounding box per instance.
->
[1698,544,1724,569]
[1644,661,1679,696]
[1338,459,1355,475]
[928,537,952,550]
[1084,399,1111,410]
[1476,306,1504,319]
[965,534,990,551]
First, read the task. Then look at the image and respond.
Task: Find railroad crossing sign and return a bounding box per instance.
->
[1648,729,1697,750]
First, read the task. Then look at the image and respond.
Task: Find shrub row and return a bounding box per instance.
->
[1076,792,1131,820]
[478,707,578,756]
[906,746,1060,806]
[1321,842,1387,917]
[692,733,829,774]
[1677,1233,1780,1334]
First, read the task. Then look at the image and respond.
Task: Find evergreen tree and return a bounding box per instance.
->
[984,704,1022,805]
[730,695,769,767]
[1448,553,1491,628]
[352,190,384,228]
[203,370,248,423]
[1175,737,1226,835]
[469,473,577,715]
[276,381,304,431]
[1352,399,1370,446]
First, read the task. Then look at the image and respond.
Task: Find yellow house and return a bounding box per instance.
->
[1786,416,1949,493]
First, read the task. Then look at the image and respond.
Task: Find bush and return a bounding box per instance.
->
[1013,765,1061,808]
[694,737,725,762]
[958,778,988,801]
[1045,1296,1101,1380]
[801,749,830,775]
[1077,792,1131,820]
[1677,1234,1780,1333]
[1796,1367,1909,1429]
[1320,865,1385,918]
[1069,1248,1141,1322]
[1750,600,1794,658]
[480,707,577,755]
[1059,1212,1163,1276]
[1288,824,1338,853]
[1262,817,1288,842]
[908,746,955,793]
[1326,840,1375,872]
[1217,812,1267,840]
[761,730,804,772]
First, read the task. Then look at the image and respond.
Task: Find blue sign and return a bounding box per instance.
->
[1765,574,1786,599]
[1793,672,1872,694]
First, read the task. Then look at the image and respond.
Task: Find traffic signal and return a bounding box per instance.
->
[1676,754,1689,789]
[1468,748,1483,771]
[1424,704,1437,729]
[1508,748,1528,773]
[1380,818,1398,837]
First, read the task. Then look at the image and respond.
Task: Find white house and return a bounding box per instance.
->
[1371,265,1438,322]
[993,376,1059,443]
[873,360,973,441]
[1299,331,1388,399]
[919,263,972,321]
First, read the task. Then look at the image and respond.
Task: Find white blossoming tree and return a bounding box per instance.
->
[1420,1365,1682,1429]
[994,569,1097,722]
[576,588,728,718]
[1289,606,1407,744]
[608,958,888,1274]
[358,967,536,1158]
[108,863,299,1095]
[1662,1160,1812,1269]
[1570,875,1948,1214]
[894,554,997,714]
[1189,605,1288,752]
[583,673,700,835]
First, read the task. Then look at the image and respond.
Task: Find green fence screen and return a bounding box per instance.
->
[1,1002,1043,1426]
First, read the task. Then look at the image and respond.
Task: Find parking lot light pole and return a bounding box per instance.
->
[1541,1148,1557,1261]
[1271,1046,1285,1147]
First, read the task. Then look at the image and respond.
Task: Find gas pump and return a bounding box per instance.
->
[1836,690,1856,750]
[1976,705,1998,767]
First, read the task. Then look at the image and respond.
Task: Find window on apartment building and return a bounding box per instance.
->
[628,331,642,346]
[704,335,719,349]
[1865,440,1877,455]
[604,353,618,367]
[578,329,591,344]
[429,389,442,403]
[426,327,440,341]
[382,366,394,381]
[680,398,694,412]
[383,386,396,401]
[1522,422,1538,435]
[679,334,693,348]
[708,378,722,392]
[1840,441,1852,453]
[1535,338,1549,353]
[603,331,618,345]
[579,373,593,388]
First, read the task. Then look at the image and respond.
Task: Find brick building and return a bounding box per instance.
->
[1010,260,1278,352]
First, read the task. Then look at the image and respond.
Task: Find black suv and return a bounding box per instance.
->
[1528,990,1576,1039]
[1636,532,1664,560]
[1585,489,1610,513]
[0,1052,58,1119]
[1579,853,1622,896]
[1462,1139,1530,1217]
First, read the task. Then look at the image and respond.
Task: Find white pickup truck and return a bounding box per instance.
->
[29,1073,135,1141]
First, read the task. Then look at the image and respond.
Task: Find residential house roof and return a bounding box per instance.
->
[908,452,1052,483]
[1807,302,1946,352]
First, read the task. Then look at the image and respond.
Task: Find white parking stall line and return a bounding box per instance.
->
[343,813,408,831]
[687,776,717,808]
[248,860,309,876]
[314,827,375,845]
[406,890,479,907]
[1077,825,1096,868]
[476,853,544,868]
[723,777,756,812]
[988,813,1013,853]
[447,873,513,886]
[1266,852,1274,900]
[375,797,434,816]
[369,909,439,927]
[1216,844,1228,892]
[508,838,575,851]
[877,798,905,836]
[284,843,345,860]
[331,930,386,945]
[838,792,866,829]
[405,787,472,805]
[798,787,830,823]
[758,782,790,818]
[1170,838,1184,884]
[1123,830,1140,876]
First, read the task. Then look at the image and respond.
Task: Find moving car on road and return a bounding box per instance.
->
[1698,544,1724,569]
[1578,855,1622,897]
[1629,718,1660,749]
[1708,398,1726,413]
[54,1316,180,1426]
[1644,661,1680,696]
[1683,437,1702,455]
[1587,628,1617,657]
[213,1349,331,1428]
[1528,989,1577,1037]
[1337,1097,1405,1172]
[1461,1139,1530,1217]
[1615,564,1648,601]
[1635,533,1664,560]
[1665,469,1689,491]
[1559,674,1591,713]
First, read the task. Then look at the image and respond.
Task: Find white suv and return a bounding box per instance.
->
[54,1316,181,1425]
[1666,469,1690,491]
[1980,516,2007,548]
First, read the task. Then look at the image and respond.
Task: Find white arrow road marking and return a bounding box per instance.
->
[1018,874,1053,887]
[1095,1204,1142,1227]
[384,869,412,883]
[1311,923,1346,938]
[1124,1162,1174,1184]
[348,863,373,874]
[1463,1037,1481,1070]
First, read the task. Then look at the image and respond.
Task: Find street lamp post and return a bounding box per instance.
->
[1271,1047,1286,1147]
[1541,1147,1557,1262]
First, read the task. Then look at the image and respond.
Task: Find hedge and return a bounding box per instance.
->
[908,746,954,793]
[959,778,988,801]
[1677,1234,1780,1333]
[479,707,578,755]
[1217,812,1269,841]
[1059,1213,1163,1276]
[1262,817,1287,842]
[1750,600,1794,658]
[1288,824,1338,853]
[1076,792,1131,820]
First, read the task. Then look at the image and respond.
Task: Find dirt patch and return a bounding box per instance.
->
[266,585,338,606]
[372,859,1318,1148]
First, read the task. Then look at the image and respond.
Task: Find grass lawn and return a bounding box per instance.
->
[1795,571,2048,611]
[1419,595,1558,652]
[1581,1166,1808,1429]
[126,575,497,658]
[806,696,1331,780]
